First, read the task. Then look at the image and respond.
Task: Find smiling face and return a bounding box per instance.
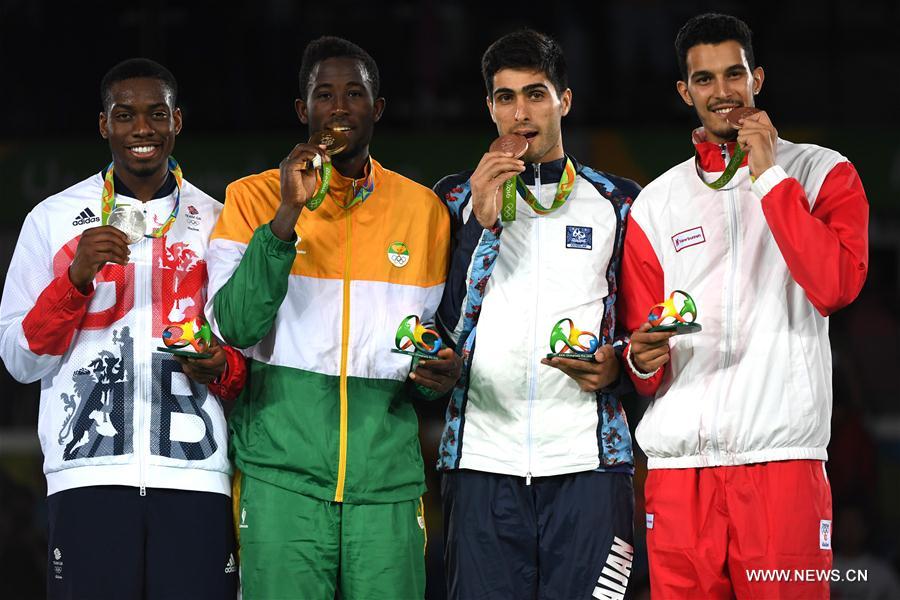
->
[295,57,384,163]
[487,68,571,164]
[99,77,181,178]
[676,40,764,144]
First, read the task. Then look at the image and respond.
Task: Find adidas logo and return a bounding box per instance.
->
[53,547,62,561]
[224,553,237,574]
[72,207,100,226]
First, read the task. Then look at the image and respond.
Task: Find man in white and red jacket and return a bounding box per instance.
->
[0,59,245,599]
[620,13,868,600]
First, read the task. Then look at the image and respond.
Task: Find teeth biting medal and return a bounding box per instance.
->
[696,107,762,190]
[490,134,576,222]
[302,128,353,211]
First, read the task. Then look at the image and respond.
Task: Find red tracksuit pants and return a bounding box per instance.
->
[645,460,832,599]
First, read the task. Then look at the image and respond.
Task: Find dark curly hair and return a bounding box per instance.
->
[100,58,177,112]
[675,13,755,80]
[298,36,379,98]
[481,29,568,97]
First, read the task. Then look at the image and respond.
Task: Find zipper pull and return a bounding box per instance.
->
[526,472,532,486]
[139,485,146,497]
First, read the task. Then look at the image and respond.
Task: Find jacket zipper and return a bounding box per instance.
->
[711,143,740,462]
[334,209,352,502]
[135,233,149,496]
[525,163,542,485]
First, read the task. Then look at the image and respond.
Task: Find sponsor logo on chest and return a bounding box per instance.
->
[671,226,706,252]
[72,207,101,227]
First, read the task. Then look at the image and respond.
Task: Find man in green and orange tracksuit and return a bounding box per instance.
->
[205,37,459,599]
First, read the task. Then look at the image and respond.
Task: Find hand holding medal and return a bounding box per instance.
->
[469,134,527,228]
[67,226,130,293]
[278,134,336,212]
[280,128,348,211]
[727,106,778,179]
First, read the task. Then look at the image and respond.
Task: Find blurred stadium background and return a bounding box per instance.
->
[2,1,899,598]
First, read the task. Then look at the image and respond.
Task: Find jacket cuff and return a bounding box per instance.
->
[750,164,788,199]
[624,341,664,397]
[599,343,634,397]
[262,222,301,254]
[208,345,247,401]
[461,212,502,244]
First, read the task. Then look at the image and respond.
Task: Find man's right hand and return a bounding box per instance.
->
[628,322,676,374]
[271,143,329,241]
[469,151,525,228]
[68,226,130,293]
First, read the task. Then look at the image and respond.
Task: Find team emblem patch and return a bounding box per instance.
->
[388,241,410,267]
[565,225,592,250]
[820,519,832,550]
[672,226,706,252]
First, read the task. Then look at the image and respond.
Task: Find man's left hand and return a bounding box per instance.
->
[734,110,778,178]
[409,348,463,395]
[541,344,619,392]
[175,340,227,385]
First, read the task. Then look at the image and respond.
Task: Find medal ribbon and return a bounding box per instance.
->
[500,158,576,222]
[101,156,183,238]
[696,143,746,190]
[306,157,375,211]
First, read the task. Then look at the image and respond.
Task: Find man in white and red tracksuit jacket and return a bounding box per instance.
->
[0,59,245,600]
[620,13,868,600]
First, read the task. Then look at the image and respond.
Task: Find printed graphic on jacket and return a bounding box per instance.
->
[58,327,134,460]
[155,241,206,336]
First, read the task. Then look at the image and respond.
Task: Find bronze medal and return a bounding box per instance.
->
[489,134,528,158]
[726,106,761,127]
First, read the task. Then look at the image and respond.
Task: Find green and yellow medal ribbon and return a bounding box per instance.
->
[697,144,746,190]
[500,158,576,222]
[306,157,374,211]
[101,156,183,238]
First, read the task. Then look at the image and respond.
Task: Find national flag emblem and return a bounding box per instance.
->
[388,241,410,268]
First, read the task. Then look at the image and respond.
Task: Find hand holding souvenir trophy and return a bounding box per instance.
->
[158,316,214,358]
[546,318,599,362]
[391,315,442,361]
[647,290,702,335]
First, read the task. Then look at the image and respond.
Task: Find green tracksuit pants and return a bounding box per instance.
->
[236,472,426,599]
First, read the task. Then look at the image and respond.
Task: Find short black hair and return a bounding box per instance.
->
[100,58,177,112]
[481,29,568,98]
[675,13,755,80]
[298,36,380,98]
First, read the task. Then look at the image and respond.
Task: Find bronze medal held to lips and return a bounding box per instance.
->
[489,134,528,158]
[725,106,761,127]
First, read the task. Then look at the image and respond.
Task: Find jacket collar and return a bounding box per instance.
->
[328,156,379,197]
[692,127,749,173]
[518,155,581,185]
[100,166,177,200]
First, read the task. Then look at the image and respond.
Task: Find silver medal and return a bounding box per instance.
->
[108,204,146,244]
